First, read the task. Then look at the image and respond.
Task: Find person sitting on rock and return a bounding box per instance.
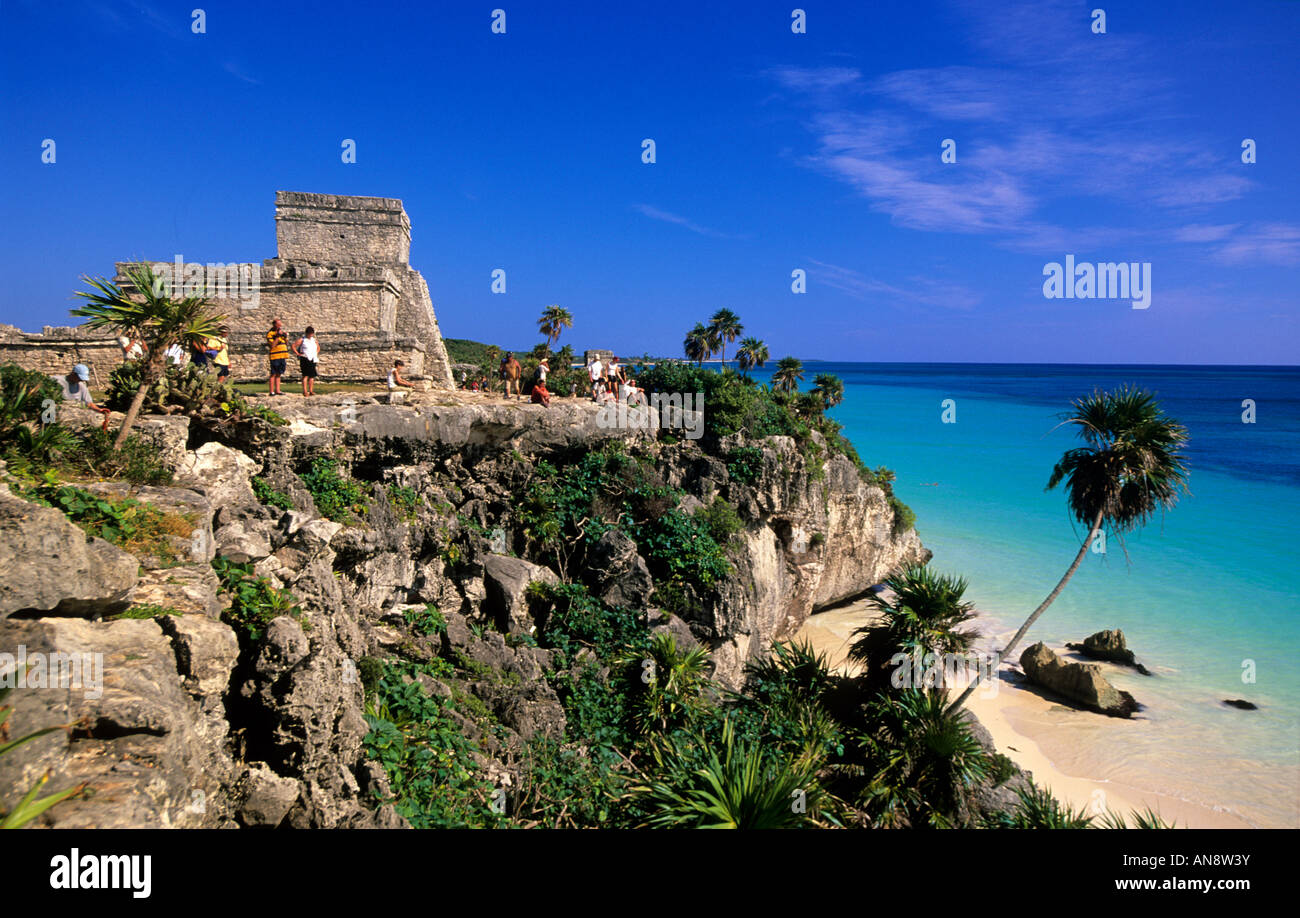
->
[530,377,552,407]
[51,363,111,430]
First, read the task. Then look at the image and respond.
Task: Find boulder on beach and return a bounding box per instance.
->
[1019,642,1140,718]
[1222,699,1258,711]
[1066,628,1151,675]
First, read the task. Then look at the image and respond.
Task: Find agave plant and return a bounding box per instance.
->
[627,718,825,828]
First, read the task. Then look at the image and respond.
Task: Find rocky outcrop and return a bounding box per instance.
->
[1,387,929,827]
[0,487,138,618]
[1020,642,1140,718]
[1066,628,1151,675]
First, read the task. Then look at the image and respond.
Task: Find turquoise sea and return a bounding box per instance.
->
[748,362,1300,827]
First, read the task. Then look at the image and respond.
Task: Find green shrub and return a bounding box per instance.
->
[404,604,446,636]
[386,483,421,521]
[725,446,764,485]
[300,458,368,523]
[695,495,744,548]
[212,558,304,642]
[362,659,505,828]
[251,475,293,510]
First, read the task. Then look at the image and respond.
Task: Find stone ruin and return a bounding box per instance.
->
[0,191,455,387]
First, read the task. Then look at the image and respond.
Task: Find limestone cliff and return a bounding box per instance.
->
[0,394,926,827]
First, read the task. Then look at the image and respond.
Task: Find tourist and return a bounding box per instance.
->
[621,377,647,407]
[388,359,414,391]
[500,352,522,400]
[164,341,186,367]
[209,326,230,381]
[51,363,111,430]
[534,357,549,388]
[191,336,209,369]
[531,377,552,407]
[587,355,603,400]
[293,326,319,396]
[118,335,146,361]
[608,356,625,393]
[266,318,289,396]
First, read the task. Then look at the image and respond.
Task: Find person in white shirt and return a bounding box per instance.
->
[51,363,112,430]
[587,357,603,401]
[293,326,320,397]
[164,342,186,366]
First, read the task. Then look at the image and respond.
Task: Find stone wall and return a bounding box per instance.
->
[0,191,454,387]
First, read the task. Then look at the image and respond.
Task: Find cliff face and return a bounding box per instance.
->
[0,394,926,827]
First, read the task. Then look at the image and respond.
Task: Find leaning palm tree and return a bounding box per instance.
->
[735,337,769,377]
[72,263,225,449]
[684,323,712,366]
[811,373,845,409]
[537,304,573,350]
[771,356,804,393]
[708,309,743,365]
[948,386,1190,712]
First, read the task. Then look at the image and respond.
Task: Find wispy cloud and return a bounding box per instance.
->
[1210,223,1300,266]
[223,61,260,85]
[633,204,736,238]
[768,0,1259,255]
[807,259,982,310]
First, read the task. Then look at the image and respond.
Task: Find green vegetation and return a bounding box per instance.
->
[695,495,744,549]
[404,604,447,637]
[0,683,87,829]
[520,444,730,615]
[251,475,293,510]
[386,483,421,521]
[362,659,506,828]
[538,305,573,350]
[300,457,368,523]
[107,604,183,621]
[212,558,304,642]
[19,481,195,566]
[1,364,174,486]
[724,445,764,484]
[106,361,286,427]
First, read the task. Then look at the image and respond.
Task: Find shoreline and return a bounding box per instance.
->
[795,599,1258,829]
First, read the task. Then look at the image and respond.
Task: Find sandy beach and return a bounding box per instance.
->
[795,599,1256,829]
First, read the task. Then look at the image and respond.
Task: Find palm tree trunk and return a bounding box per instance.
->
[947,507,1105,713]
[112,353,164,449]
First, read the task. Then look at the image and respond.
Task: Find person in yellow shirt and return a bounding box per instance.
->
[266,318,289,396]
[208,327,230,380]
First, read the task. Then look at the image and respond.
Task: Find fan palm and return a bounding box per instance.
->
[848,565,978,694]
[735,337,769,377]
[708,309,743,364]
[858,688,989,828]
[948,386,1190,711]
[537,305,573,350]
[771,356,804,393]
[72,263,225,449]
[684,323,712,366]
[811,373,844,409]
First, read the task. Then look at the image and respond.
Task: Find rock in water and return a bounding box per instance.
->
[1019,642,1140,718]
[1065,628,1151,675]
[1222,699,1258,710]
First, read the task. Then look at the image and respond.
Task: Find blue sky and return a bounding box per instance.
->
[1,0,1297,364]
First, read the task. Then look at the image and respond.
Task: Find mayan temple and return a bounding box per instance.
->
[0,191,456,387]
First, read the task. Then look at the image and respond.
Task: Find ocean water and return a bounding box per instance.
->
[748,362,1300,827]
